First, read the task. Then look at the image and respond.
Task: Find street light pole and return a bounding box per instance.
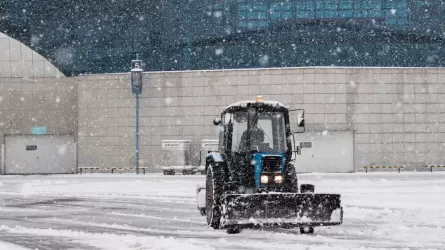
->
[131,55,143,174]
[136,91,140,174]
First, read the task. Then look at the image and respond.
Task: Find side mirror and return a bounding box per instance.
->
[297,111,305,127]
[290,109,305,133]
[213,117,221,126]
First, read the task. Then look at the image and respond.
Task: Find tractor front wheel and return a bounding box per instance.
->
[300,226,314,234]
[206,164,222,229]
[300,184,315,193]
[285,163,299,192]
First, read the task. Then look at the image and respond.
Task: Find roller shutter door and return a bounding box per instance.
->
[5,135,76,174]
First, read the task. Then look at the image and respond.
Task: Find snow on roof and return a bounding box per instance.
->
[226,100,287,109]
[161,140,191,143]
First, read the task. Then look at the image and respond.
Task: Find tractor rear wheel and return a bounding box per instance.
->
[206,164,222,229]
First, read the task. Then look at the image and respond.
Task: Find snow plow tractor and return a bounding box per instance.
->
[196,97,343,234]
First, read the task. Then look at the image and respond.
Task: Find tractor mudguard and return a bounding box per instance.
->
[205,153,225,173]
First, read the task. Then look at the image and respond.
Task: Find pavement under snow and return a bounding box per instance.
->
[0,172,444,250]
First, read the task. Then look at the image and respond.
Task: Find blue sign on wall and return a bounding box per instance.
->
[31,126,47,135]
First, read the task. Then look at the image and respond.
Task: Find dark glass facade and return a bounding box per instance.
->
[1,0,445,76]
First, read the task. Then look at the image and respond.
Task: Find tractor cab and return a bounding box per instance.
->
[228,106,287,155]
[213,97,304,190]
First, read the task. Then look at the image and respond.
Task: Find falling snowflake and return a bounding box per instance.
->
[215,48,224,56]
[213,11,222,18]
[58,145,67,155]
[259,55,269,66]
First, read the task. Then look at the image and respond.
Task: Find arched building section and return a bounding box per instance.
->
[1,0,445,75]
[0,32,64,78]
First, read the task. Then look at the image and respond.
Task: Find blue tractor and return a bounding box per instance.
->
[197,97,343,234]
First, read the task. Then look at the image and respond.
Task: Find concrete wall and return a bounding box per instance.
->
[76,67,445,172]
[1,66,443,173]
[76,73,221,170]
[0,77,78,174]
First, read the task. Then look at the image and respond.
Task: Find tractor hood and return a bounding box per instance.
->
[252,153,286,188]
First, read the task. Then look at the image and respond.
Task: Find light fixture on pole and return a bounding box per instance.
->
[131,55,143,174]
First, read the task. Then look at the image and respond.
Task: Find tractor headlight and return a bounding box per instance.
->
[273,175,284,184]
[260,175,269,184]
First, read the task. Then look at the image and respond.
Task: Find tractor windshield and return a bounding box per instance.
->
[231,111,287,153]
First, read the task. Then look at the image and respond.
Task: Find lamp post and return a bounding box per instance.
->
[131,55,143,174]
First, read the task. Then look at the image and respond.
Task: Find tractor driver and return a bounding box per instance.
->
[239,127,273,153]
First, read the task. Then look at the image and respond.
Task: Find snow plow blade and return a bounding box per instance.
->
[221,193,343,229]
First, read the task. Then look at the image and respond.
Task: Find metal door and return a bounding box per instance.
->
[293,131,353,173]
[5,135,76,174]
[294,141,315,173]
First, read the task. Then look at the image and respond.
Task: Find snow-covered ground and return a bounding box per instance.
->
[0,172,444,250]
